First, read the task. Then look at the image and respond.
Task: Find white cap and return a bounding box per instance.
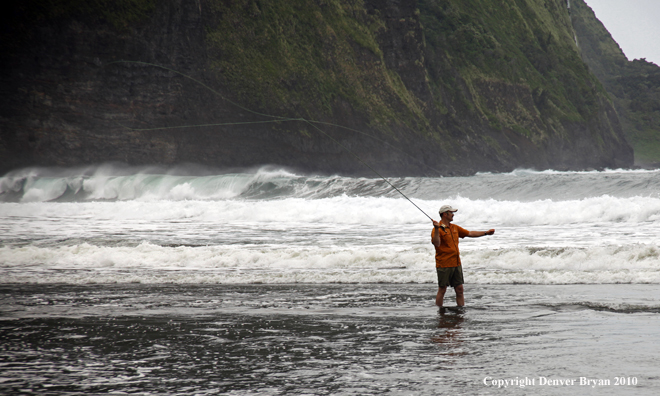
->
[438,205,458,215]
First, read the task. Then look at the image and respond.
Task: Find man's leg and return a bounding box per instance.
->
[436,286,447,307]
[455,284,464,306]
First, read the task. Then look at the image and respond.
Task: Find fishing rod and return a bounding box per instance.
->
[106,60,435,221]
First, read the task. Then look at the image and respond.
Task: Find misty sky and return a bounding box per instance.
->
[583,0,660,66]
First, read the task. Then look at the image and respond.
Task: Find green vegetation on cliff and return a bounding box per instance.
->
[419,0,608,144]
[200,0,630,168]
[572,0,660,165]
[0,0,635,174]
[205,0,426,132]
[612,60,660,164]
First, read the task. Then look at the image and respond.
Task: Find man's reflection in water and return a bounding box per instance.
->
[431,308,465,347]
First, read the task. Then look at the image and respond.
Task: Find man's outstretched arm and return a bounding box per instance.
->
[468,229,495,238]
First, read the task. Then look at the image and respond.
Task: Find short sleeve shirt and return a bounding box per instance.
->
[431,223,470,268]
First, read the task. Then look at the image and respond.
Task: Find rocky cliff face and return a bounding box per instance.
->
[570,0,660,167]
[0,0,633,176]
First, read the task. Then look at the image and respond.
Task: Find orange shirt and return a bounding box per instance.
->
[431,223,470,268]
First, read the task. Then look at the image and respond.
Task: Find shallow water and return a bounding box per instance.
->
[1,283,659,395]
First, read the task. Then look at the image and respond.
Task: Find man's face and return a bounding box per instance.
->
[443,211,455,222]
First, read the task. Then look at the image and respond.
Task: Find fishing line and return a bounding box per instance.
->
[106,60,435,221]
[106,61,442,175]
[114,118,305,131]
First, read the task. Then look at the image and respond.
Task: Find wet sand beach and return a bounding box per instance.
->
[1,283,658,395]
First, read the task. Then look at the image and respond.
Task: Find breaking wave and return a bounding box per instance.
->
[2,165,660,203]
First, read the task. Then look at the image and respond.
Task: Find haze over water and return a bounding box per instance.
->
[1,165,659,394]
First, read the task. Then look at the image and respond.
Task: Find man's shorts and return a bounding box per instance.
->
[436,265,464,288]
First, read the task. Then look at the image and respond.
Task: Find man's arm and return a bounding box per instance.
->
[431,220,442,247]
[468,229,495,238]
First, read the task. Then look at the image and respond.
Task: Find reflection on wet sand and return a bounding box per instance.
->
[431,308,465,350]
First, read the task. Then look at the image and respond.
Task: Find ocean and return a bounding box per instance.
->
[1,165,659,395]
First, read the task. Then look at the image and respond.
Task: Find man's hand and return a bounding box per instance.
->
[485,229,495,235]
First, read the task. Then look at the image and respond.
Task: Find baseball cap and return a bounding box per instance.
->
[438,205,458,215]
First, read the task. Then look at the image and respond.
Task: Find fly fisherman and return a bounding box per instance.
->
[432,205,495,307]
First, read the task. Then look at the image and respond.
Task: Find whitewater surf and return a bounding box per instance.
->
[1,165,659,285]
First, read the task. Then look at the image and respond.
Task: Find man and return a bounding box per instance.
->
[432,205,495,307]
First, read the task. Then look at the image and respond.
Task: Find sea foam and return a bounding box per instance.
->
[2,243,659,284]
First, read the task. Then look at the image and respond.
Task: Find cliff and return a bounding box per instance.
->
[0,0,633,176]
[570,0,660,167]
